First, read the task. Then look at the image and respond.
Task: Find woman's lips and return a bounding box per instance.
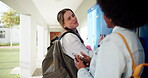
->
[73,20,78,24]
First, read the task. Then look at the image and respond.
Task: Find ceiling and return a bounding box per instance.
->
[1,0,84,27]
[32,0,84,26]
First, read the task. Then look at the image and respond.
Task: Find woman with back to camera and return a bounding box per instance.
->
[74,0,147,78]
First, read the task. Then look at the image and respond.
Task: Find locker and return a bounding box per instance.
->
[87,4,112,50]
[139,24,148,77]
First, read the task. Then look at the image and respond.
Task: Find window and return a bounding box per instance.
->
[0,31,5,38]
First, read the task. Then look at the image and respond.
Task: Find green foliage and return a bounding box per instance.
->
[0,43,19,46]
[1,9,20,28]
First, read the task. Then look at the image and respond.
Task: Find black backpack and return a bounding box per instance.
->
[42,31,83,78]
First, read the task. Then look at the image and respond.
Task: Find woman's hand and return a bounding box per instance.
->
[80,52,91,65]
[98,34,106,45]
[74,55,86,70]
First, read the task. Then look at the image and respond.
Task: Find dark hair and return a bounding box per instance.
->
[97,0,148,29]
[57,8,74,28]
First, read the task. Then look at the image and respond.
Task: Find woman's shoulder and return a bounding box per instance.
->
[60,32,80,43]
[62,32,78,39]
[106,30,136,41]
[103,32,121,41]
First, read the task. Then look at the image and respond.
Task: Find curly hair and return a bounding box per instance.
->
[97,0,148,29]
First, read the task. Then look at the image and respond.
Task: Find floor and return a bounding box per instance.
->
[31,58,43,78]
[11,67,42,78]
[28,76,42,78]
[33,68,42,76]
[11,58,43,78]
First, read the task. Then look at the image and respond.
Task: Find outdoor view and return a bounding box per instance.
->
[0,1,20,78]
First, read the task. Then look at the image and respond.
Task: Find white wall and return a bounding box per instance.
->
[0,28,19,43]
[0,28,10,43]
[12,28,20,43]
[75,0,96,45]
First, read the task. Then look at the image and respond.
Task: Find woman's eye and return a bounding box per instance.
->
[72,14,75,17]
[67,17,71,20]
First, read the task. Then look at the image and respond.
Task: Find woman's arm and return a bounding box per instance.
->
[61,33,91,59]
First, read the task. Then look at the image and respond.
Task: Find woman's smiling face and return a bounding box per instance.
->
[63,10,79,29]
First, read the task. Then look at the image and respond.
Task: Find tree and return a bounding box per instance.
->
[1,8,20,28]
[1,8,20,47]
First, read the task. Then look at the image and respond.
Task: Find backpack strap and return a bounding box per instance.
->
[115,32,136,71]
[58,30,84,44]
[116,32,148,78]
[133,63,148,78]
[48,30,84,50]
[48,36,59,50]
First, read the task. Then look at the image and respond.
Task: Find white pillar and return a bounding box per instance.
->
[37,26,47,68]
[20,14,36,78]
[44,29,49,55]
[37,26,44,58]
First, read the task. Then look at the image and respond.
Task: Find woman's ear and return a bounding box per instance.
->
[63,25,66,29]
[63,23,66,28]
[63,24,67,29]
[103,14,115,28]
